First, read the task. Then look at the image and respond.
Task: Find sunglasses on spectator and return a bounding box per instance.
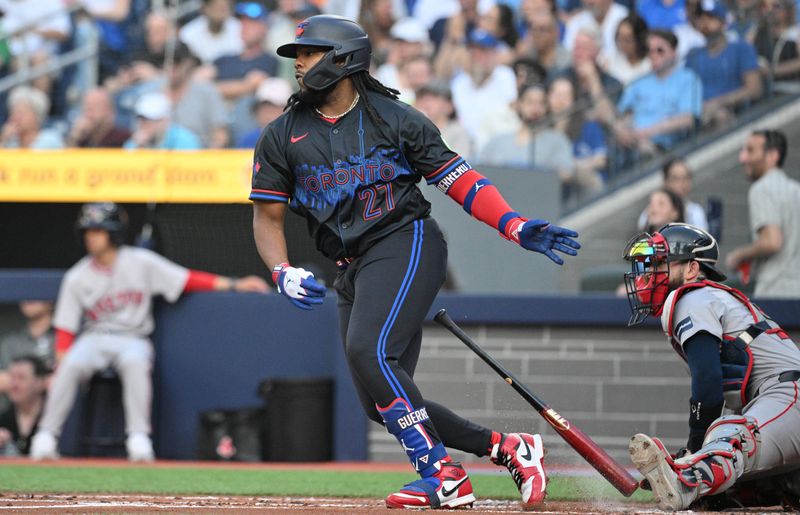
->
[236,2,268,19]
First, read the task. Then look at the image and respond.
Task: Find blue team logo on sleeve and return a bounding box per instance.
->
[675,316,694,339]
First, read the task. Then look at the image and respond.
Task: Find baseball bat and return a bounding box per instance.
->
[434,309,639,497]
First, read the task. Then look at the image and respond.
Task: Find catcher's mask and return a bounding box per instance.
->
[622,223,726,325]
[622,231,671,325]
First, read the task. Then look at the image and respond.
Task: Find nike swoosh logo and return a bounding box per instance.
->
[290,133,308,143]
[520,440,532,461]
[441,477,468,497]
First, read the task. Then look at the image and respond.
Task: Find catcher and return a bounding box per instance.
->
[622,223,800,510]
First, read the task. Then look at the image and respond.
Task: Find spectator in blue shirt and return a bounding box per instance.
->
[123,92,202,150]
[685,0,762,126]
[615,30,703,152]
[636,0,687,29]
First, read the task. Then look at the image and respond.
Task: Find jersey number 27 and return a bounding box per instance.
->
[359,183,395,221]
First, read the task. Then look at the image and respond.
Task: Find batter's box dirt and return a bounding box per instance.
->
[0,493,665,513]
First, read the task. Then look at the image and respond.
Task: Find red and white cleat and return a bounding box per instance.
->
[491,433,547,506]
[385,461,475,509]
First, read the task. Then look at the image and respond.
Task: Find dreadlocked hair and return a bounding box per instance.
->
[284,71,400,128]
[350,71,400,127]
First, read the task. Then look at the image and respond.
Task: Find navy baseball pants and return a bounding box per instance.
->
[334,217,492,457]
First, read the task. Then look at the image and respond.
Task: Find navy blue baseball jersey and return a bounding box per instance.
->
[249,90,470,261]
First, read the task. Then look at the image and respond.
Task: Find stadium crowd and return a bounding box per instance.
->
[0,0,797,203]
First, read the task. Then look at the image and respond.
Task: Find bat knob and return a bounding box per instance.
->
[434,309,447,322]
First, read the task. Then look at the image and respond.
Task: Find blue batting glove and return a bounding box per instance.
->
[274,265,326,310]
[517,219,581,265]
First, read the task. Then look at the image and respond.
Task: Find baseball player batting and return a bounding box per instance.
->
[29,202,268,462]
[250,14,581,509]
[622,223,800,510]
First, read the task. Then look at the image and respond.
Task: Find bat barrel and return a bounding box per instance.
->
[434,309,639,497]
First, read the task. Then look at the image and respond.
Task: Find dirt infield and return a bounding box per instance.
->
[0,493,657,513]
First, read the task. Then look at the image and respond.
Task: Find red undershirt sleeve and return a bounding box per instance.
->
[183,270,219,292]
[424,157,527,243]
[55,328,75,354]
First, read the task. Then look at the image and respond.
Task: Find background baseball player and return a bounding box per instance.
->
[30,202,268,462]
[622,223,800,510]
[250,14,580,509]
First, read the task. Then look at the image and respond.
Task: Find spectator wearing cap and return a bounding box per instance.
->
[236,77,293,148]
[376,17,432,94]
[563,0,629,61]
[516,10,571,74]
[67,87,131,148]
[0,86,64,149]
[614,30,702,153]
[414,80,473,158]
[685,0,762,127]
[124,92,202,150]
[179,0,243,64]
[450,29,518,147]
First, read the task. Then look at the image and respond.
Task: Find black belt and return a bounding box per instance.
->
[779,370,800,383]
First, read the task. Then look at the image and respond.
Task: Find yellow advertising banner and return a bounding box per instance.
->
[0,149,255,203]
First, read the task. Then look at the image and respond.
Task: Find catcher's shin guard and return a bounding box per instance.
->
[490,433,547,506]
[630,417,759,510]
[630,433,701,510]
[385,460,475,509]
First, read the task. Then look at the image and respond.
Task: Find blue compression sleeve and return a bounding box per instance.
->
[684,331,724,405]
